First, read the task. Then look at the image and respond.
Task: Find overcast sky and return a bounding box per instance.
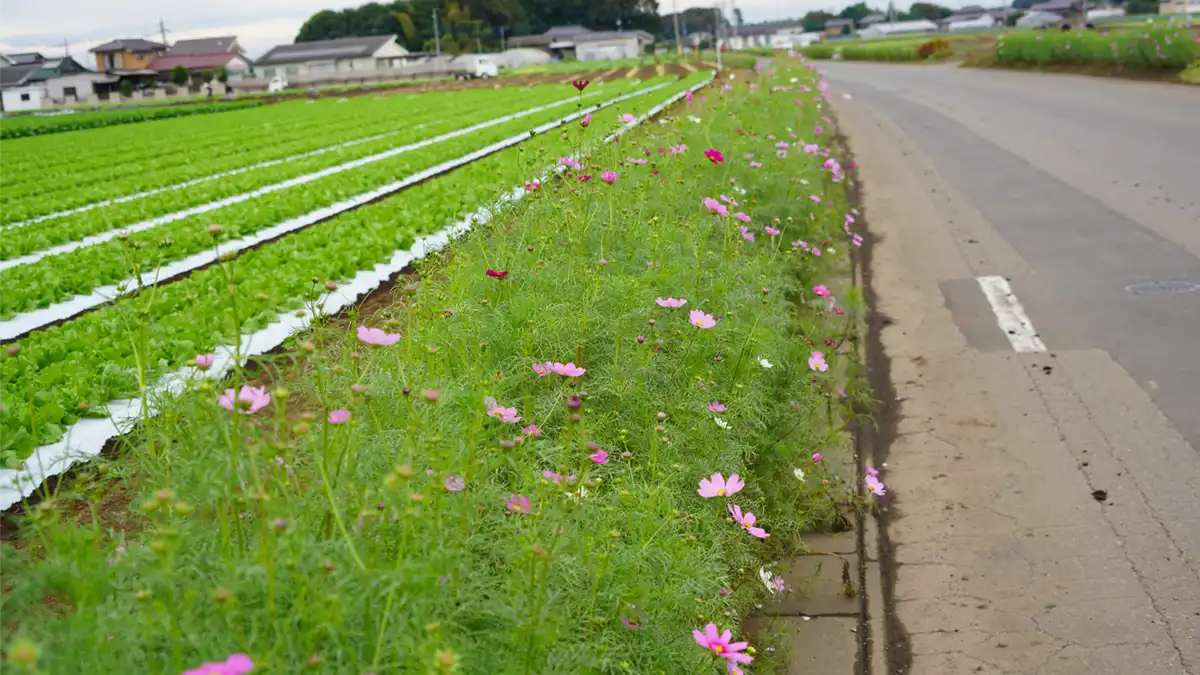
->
[0,0,971,61]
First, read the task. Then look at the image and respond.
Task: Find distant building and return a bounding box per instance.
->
[1015,10,1066,26]
[858,19,939,37]
[0,54,96,110]
[255,35,408,80]
[859,13,889,26]
[90,38,168,73]
[1026,0,1084,18]
[1159,0,1200,13]
[947,14,1001,30]
[824,18,857,35]
[149,35,252,84]
[509,26,654,61]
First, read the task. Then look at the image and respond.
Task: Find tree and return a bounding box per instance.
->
[838,2,877,22]
[802,10,835,32]
[1125,0,1158,13]
[733,7,744,28]
[214,66,229,84]
[120,79,134,97]
[906,2,954,21]
[170,65,189,88]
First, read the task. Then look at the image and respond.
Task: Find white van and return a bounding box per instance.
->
[267,76,289,93]
[451,54,498,80]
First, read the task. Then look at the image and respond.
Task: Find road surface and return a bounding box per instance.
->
[824,63,1200,674]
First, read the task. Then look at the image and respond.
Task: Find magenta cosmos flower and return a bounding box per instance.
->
[689,310,716,329]
[523,423,543,437]
[327,409,351,425]
[357,325,400,346]
[505,494,532,514]
[589,449,609,464]
[485,396,521,423]
[866,475,887,496]
[581,111,591,128]
[218,385,270,415]
[559,156,581,169]
[733,212,750,223]
[549,362,586,378]
[181,653,253,675]
[703,197,729,216]
[808,351,828,372]
[531,362,550,377]
[707,400,727,414]
[656,297,687,309]
[486,269,509,279]
[704,149,725,164]
[813,284,831,297]
[444,475,466,492]
[727,504,769,539]
[693,623,753,665]
[195,353,215,371]
[698,472,744,498]
[619,113,636,123]
[739,226,755,243]
[572,79,589,91]
[600,171,619,184]
[812,452,823,463]
[542,470,577,485]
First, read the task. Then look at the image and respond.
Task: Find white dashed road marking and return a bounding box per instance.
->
[976,275,1046,353]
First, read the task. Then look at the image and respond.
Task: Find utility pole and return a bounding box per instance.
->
[158,18,169,47]
[500,27,506,52]
[714,3,723,70]
[673,0,683,57]
[62,37,70,58]
[432,8,442,71]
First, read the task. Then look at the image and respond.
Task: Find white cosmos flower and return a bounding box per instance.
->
[564,486,589,503]
[759,358,774,369]
[759,567,781,595]
[688,115,702,124]
[714,417,730,430]
[793,468,806,481]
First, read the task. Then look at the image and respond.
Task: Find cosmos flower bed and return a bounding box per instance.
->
[1,61,868,673]
[995,28,1199,71]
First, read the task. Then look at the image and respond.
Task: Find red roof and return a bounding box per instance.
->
[147,52,239,71]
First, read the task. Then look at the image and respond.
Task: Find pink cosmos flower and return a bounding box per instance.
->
[357,325,400,346]
[812,453,823,463]
[866,465,879,477]
[486,269,509,279]
[693,623,754,665]
[505,494,531,514]
[809,194,822,203]
[444,475,466,492]
[656,297,688,309]
[531,362,550,377]
[866,475,887,496]
[733,211,751,223]
[775,141,789,149]
[764,226,780,236]
[577,175,592,182]
[813,285,831,297]
[589,449,609,464]
[704,149,725,164]
[852,234,864,247]
[181,653,253,675]
[739,226,755,243]
[218,385,271,415]
[814,125,824,135]
[485,396,521,423]
[811,247,823,257]
[627,157,647,165]
[543,470,578,485]
[703,197,729,216]
[549,362,586,378]
[581,111,591,128]
[749,161,762,168]
[559,156,581,169]
[195,353,215,371]
[572,79,589,91]
[523,424,543,437]
[707,400,727,414]
[809,351,828,372]
[619,113,636,123]
[689,310,716,329]
[727,503,770,539]
[328,409,351,425]
[601,171,619,184]
[743,153,754,159]
[697,472,744,498]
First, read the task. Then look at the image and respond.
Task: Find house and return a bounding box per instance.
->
[858,19,939,37]
[509,26,653,61]
[824,19,856,36]
[255,35,408,80]
[5,52,47,66]
[859,13,888,26]
[149,35,252,84]
[0,55,97,110]
[1027,0,1084,17]
[768,27,823,49]
[90,38,168,72]
[1015,10,1066,26]
[1159,0,1200,13]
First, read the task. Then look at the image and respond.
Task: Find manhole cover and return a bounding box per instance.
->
[1124,281,1200,295]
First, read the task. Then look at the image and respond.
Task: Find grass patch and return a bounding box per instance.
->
[994,28,1198,72]
[1,61,869,673]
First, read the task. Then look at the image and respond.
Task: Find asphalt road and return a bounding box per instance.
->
[826,64,1200,674]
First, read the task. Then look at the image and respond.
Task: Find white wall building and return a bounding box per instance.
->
[858,19,939,37]
[572,31,655,61]
[947,15,1001,30]
[255,35,408,80]
[1,84,43,111]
